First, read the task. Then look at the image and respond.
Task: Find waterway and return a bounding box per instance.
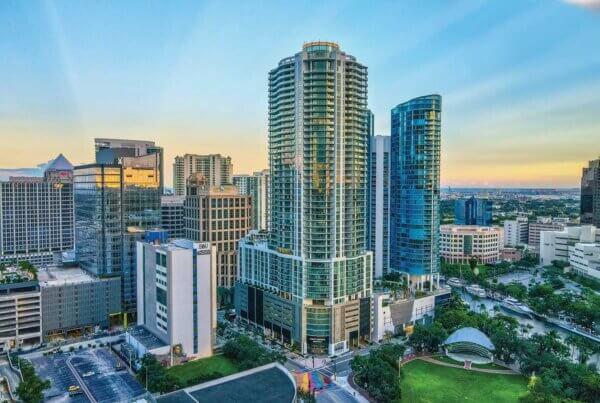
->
[450,270,600,365]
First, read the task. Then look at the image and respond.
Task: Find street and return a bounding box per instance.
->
[283,347,373,403]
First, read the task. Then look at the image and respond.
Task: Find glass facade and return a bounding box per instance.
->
[237,42,372,355]
[74,164,123,276]
[390,95,441,280]
[455,197,492,226]
[75,149,161,316]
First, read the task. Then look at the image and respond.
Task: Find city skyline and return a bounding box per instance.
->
[2,1,600,187]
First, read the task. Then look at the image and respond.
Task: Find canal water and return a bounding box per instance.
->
[458,290,569,339]
[452,269,600,365]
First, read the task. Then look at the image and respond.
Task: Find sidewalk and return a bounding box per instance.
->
[336,375,369,403]
[420,356,520,375]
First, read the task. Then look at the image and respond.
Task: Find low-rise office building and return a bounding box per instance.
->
[136,238,216,360]
[440,225,503,265]
[500,247,523,262]
[371,289,450,342]
[569,243,600,279]
[528,217,567,252]
[39,266,121,338]
[540,225,600,266]
[0,267,41,353]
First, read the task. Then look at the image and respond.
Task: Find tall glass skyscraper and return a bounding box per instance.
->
[75,140,162,316]
[235,42,372,355]
[390,95,441,290]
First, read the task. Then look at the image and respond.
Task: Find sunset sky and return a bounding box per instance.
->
[1,0,599,188]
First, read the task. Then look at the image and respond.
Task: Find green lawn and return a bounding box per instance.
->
[167,355,240,385]
[431,355,507,370]
[400,360,527,403]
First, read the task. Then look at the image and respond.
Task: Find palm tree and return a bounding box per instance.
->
[593,343,600,369]
[565,335,578,360]
[575,337,593,365]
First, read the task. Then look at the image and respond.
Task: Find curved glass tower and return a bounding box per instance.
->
[236,42,372,355]
[390,95,441,290]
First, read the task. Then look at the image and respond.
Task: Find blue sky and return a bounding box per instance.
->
[1,0,599,187]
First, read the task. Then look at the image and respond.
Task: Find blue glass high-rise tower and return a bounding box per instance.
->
[390,95,441,290]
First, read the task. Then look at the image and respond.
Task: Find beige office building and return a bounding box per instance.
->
[184,174,251,288]
[440,225,503,265]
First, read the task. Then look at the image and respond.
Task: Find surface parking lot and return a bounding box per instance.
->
[28,348,146,403]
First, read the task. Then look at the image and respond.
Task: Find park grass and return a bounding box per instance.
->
[167,354,240,385]
[400,360,527,403]
[431,355,507,370]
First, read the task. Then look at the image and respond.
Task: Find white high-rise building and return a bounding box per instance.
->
[233,170,270,231]
[136,239,216,359]
[367,135,390,278]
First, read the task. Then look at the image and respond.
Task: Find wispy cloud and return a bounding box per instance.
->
[564,0,600,12]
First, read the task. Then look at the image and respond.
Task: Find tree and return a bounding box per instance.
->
[504,282,527,300]
[138,354,179,394]
[16,359,50,403]
[565,335,578,360]
[223,335,285,370]
[351,344,403,402]
[469,257,479,277]
[408,323,447,353]
[16,260,38,280]
[216,287,233,308]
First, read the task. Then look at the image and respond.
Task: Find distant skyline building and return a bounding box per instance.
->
[0,154,74,267]
[367,135,390,278]
[136,238,216,359]
[235,42,372,355]
[75,139,162,316]
[173,154,233,196]
[184,174,251,288]
[232,169,270,231]
[390,95,442,290]
[581,158,600,226]
[503,217,529,247]
[455,197,492,226]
